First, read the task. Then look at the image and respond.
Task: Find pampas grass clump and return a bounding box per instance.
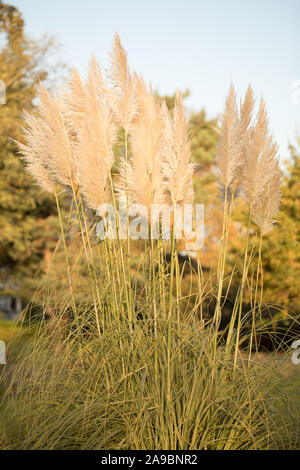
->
[1,34,297,452]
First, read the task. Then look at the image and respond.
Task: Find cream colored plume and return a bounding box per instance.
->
[16,111,54,193]
[240,85,255,136]
[252,167,281,234]
[161,89,194,206]
[227,84,255,197]
[61,68,87,138]
[109,32,138,133]
[17,54,116,206]
[16,83,76,190]
[242,98,278,206]
[216,83,243,192]
[118,74,165,213]
[75,57,117,210]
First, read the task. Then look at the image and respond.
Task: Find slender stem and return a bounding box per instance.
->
[54,188,76,313]
[168,214,176,315]
[213,187,233,357]
[124,130,133,322]
[167,212,176,400]
[107,170,131,326]
[248,231,263,364]
[150,236,158,381]
[158,232,166,319]
[214,188,228,325]
[70,181,101,336]
[233,203,253,370]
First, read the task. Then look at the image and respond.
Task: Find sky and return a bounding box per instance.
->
[10,0,300,161]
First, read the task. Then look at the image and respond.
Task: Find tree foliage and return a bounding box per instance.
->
[260,144,300,308]
[0,2,59,300]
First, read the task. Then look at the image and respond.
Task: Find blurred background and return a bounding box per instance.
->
[0,0,299,331]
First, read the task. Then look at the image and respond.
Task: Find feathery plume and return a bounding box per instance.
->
[252,167,281,234]
[228,85,255,197]
[16,111,55,193]
[118,74,165,213]
[161,90,194,206]
[61,68,87,138]
[27,162,55,193]
[240,85,255,135]
[16,83,77,190]
[242,97,278,206]
[35,84,77,187]
[216,83,243,194]
[17,56,116,206]
[15,124,55,193]
[75,57,117,210]
[109,32,138,133]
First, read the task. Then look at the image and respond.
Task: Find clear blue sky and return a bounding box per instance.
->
[11,0,300,161]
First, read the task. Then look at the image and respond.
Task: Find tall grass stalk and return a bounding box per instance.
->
[53,187,76,313]
[233,203,253,370]
[70,181,102,336]
[214,188,234,349]
[248,230,264,362]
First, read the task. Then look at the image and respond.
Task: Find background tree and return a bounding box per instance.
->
[226,140,300,327]
[0,2,59,303]
[260,143,300,309]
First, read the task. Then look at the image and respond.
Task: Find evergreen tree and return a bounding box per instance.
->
[261,143,300,308]
[188,109,218,204]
